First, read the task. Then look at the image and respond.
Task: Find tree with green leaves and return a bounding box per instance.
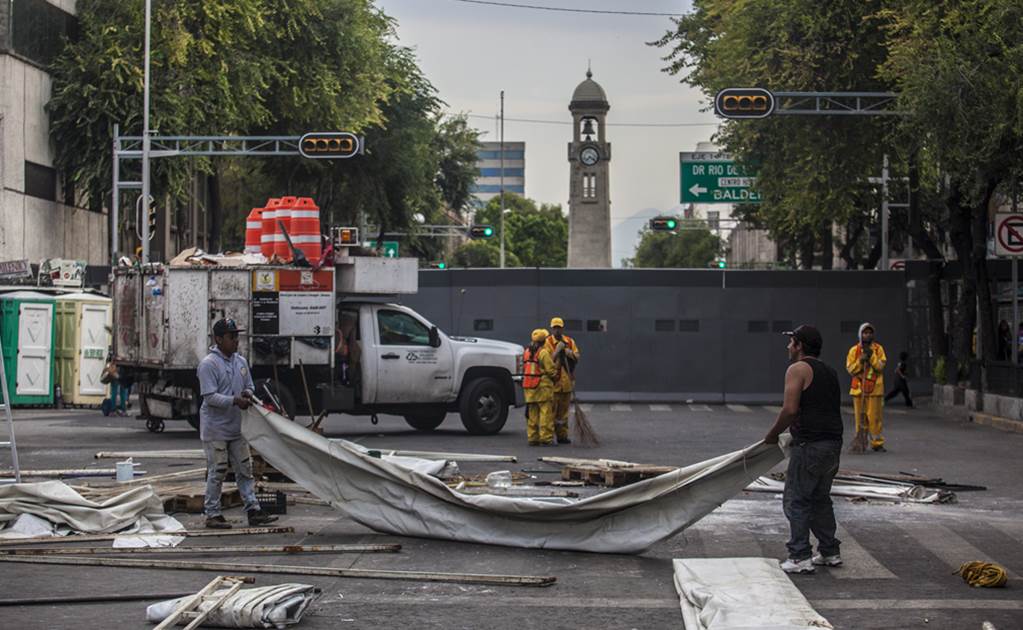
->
[625,224,722,268]
[474,194,568,267]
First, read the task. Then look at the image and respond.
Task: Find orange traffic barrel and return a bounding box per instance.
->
[245,207,264,254]
[290,197,322,262]
[260,198,284,258]
[274,196,298,261]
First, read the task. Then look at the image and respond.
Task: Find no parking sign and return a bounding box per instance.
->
[996,213,1023,257]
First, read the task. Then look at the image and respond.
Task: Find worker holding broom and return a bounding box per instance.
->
[846,323,887,452]
[545,317,580,445]
[523,329,558,446]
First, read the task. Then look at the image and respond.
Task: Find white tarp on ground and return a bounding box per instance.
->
[673,558,832,630]
[0,480,184,546]
[745,477,955,504]
[146,584,320,629]
[241,406,785,554]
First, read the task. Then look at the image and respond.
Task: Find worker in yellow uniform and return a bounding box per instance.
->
[545,317,580,444]
[846,322,887,451]
[523,329,558,446]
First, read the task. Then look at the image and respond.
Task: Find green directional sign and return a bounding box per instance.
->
[366,240,400,258]
[680,152,761,204]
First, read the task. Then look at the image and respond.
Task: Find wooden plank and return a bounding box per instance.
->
[163,485,240,514]
[0,554,557,587]
[155,576,234,630]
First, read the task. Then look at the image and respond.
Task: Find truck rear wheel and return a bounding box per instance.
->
[404,410,447,432]
[458,377,509,435]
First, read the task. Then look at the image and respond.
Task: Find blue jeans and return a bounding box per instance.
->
[783,440,842,560]
[110,382,130,411]
[203,439,259,517]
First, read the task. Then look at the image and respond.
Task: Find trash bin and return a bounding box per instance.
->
[55,292,112,407]
[0,291,56,406]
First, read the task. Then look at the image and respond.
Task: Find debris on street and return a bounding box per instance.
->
[146,579,321,629]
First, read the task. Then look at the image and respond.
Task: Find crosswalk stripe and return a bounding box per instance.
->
[990,522,1023,546]
[898,523,1014,576]
[687,525,764,558]
[831,524,897,579]
[648,404,671,412]
[609,404,632,412]
[887,408,909,415]
[763,405,782,414]
[688,404,712,412]
[726,404,752,413]
[578,404,594,412]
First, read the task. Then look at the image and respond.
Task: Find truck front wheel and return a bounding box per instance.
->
[404,410,447,432]
[458,377,509,435]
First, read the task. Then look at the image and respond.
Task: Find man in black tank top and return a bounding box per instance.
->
[764,325,844,574]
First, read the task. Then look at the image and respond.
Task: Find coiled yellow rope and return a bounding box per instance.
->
[956,561,1008,588]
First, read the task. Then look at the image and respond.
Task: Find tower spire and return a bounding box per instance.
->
[586,59,592,79]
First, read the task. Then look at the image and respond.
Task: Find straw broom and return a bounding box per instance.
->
[557,347,599,447]
[849,350,870,454]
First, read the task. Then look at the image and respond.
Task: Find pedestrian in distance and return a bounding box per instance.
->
[764,325,844,575]
[197,318,278,529]
[545,317,580,445]
[884,351,914,408]
[846,322,887,452]
[523,328,558,446]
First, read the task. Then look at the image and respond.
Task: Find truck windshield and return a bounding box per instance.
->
[378,310,431,346]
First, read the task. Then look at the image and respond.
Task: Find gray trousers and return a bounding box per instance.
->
[783,439,842,560]
[203,439,260,517]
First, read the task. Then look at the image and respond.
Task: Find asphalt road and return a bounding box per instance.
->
[2,399,1022,629]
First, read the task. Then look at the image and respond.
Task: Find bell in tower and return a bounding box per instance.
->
[567,69,611,268]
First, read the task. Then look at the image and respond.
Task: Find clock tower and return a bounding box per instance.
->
[567,69,611,268]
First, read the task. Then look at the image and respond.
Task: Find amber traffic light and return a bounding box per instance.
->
[714,88,775,119]
[331,226,360,248]
[299,132,362,159]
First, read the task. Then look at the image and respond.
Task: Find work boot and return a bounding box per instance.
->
[812,553,843,567]
[557,436,572,445]
[247,509,279,526]
[205,515,231,530]
[537,441,556,447]
[779,557,815,574]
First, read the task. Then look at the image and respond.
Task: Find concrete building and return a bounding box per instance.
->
[0,0,108,267]
[470,141,525,206]
[567,69,611,268]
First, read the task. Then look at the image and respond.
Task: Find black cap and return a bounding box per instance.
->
[212,318,245,337]
[783,324,822,355]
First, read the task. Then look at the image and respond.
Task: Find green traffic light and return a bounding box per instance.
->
[717,260,726,269]
[438,262,447,269]
[484,227,494,237]
[667,220,677,229]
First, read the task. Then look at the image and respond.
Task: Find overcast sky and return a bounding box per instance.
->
[375,0,722,265]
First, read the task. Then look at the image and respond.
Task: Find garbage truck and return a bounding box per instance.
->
[111,255,523,435]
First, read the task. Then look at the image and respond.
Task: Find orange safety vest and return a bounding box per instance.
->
[852,344,879,394]
[522,348,541,389]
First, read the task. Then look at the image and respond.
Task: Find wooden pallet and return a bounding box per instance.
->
[161,484,240,514]
[561,464,677,487]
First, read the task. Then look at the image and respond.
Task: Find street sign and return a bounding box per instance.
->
[680,152,761,204]
[996,214,1023,256]
[366,240,400,258]
[0,259,31,280]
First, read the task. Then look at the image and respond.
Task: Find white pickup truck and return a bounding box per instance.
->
[112,259,523,435]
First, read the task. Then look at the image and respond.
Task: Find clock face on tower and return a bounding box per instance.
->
[579,146,600,166]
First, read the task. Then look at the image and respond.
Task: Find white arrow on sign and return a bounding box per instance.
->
[689,183,708,197]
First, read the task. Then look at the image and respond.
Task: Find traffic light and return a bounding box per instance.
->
[146,200,157,238]
[714,88,775,119]
[331,226,359,249]
[717,260,727,269]
[298,132,362,159]
[469,224,495,239]
[650,216,679,232]
[428,261,447,269]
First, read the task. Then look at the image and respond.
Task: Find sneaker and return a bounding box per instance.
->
[557,436,572,445]
[205,515,232,529]
[812,553,843,567]
[779,557,815,574]
[247,509,279,526]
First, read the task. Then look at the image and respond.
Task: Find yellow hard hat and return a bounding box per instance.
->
[549,317,564,328]
[531,328,549,342]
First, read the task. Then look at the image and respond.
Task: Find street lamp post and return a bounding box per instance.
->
[140,0,153,264]
[499,90,505,269]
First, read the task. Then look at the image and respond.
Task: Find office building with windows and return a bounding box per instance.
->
[470,141,525,206]
[1,0,109,266]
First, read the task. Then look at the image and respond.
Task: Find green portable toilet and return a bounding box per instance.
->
[54,293,112,407]
[0,291,56,406]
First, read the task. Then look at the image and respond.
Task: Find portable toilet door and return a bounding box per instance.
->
[0,292,56,406]
[55,293,112,406]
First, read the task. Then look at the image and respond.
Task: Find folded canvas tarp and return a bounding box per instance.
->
[146,583,320,629]
[0,480,183,547]
[673,557,832,630]
[242,406,784,554]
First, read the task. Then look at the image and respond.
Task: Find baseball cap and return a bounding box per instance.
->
[783,324,823,354]
[531,328,549,342]
[550,317,565,328]
[213,318,246,337]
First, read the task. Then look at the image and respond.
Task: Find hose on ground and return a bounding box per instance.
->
[955,561,1007,588]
